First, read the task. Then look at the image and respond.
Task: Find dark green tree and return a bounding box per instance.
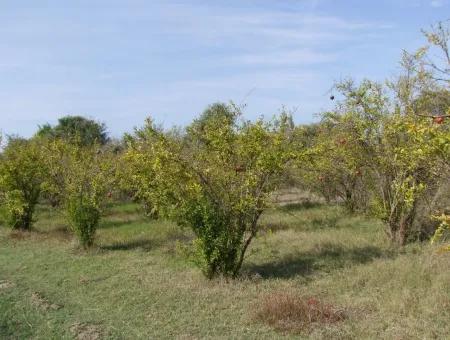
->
[36,115,109,146]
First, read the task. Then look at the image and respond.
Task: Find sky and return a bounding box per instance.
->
[0,0,449,138]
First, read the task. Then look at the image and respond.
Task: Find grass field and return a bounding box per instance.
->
[1,201,449,339]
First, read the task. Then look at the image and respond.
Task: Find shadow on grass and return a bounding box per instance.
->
[246,243,395,279]
[38,226,73,240]
[100,230,192,252]
[100,238,159,251]
[99,217,149,230]
[278,201,325,212]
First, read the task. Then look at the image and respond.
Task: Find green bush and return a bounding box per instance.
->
[66,197,101,248]
[183,196,242,278]
[123,104,303,278]
[0,138,47,230]
[44,139,115,248]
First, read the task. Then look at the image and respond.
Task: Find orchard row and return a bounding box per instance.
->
[0,22,449,278]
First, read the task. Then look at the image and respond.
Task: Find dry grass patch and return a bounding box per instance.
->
[0,280,15,290]
[30,292,62,311]
[255,292,347,334]
[70,322,103,340]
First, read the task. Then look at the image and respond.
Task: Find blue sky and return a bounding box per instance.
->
[1,0,449,138]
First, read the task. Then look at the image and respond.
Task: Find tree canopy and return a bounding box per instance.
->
[36,115,109,146]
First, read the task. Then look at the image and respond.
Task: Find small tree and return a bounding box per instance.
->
[371,114,444,244]
[0,137,47,230]
[44,139,114,248]
[317,77,447,245]
[379,20,450,243]
[309,79,388,213]
[311,118,369,212]
[123,103,301,278]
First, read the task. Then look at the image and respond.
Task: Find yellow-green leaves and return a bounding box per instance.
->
[42,139,115,247]
[431,214,450,253]
[0,138,48,229]
[121,103,300,278]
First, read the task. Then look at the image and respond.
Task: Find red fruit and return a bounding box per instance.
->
[433,116,444,124]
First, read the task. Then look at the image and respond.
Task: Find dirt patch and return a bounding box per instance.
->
[79,277,89,285]
[8,230,31,240]
[254,292,347,334]
[0,280,15,290]
[70,322,103,340]
[31,292,62,311]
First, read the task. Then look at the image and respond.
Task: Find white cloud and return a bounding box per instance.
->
[153,3,392,47]
[147,3,392,72]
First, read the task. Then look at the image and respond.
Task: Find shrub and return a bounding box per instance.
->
[0,138,47,230]
[122,104,303,278]
[44,139,114,248]
[369,114,441,245]
[306,22,450,245]
[313,77,448,245]
[66,197,101,248]
[431,214,450,253]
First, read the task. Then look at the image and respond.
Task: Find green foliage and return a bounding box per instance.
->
[431,214,450,252]
[36,115,109,146]
[44,140,115,248]
[0,138,47,229]
[2,190,28,229]
[309,74,448,245]
[371,115,441,244]
[122,103,302,278]
[413,89,450,116]
[66,196,101,248]
[300,79,390,212]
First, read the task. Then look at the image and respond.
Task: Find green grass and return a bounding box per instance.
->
[1,202,449,339]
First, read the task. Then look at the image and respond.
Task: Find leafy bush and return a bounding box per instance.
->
[0,138,47,230]
[299,22,450,246]
[44,139,114,248]
[122,103,302,278]
[66,197,101,248]
[431,214,450,252]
